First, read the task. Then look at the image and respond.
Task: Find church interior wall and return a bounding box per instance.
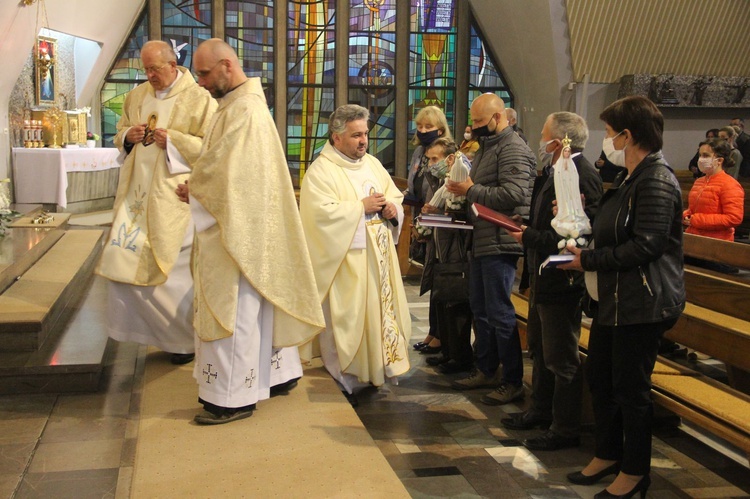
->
[1,1,749,184]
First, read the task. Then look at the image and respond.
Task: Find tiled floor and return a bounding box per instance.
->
[1,276,749,498]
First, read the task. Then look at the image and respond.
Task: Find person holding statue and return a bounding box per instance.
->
[96,40,216,365]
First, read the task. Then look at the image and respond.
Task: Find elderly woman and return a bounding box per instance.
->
[683,138,745,241]
[563,96,685,499]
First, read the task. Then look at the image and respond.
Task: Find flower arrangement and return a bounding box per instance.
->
[86,131,100,141]
[413,219,433,239]
[445,195,466,212]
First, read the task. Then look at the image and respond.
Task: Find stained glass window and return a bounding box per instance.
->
[409,0,457,160]
[469,24,513,112]
[162,0,212,72]
[226,0,275,110]
[287,0,336,186]
[100,11,148,147]
[349,1,397,172]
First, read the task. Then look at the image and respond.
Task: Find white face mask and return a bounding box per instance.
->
[602,131,626,167]
[537,139,555,166]
[464,132,473,141]
[697,156,716,174]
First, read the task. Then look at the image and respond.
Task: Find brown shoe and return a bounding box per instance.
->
[480,382,524,405]
[451,369,500,391]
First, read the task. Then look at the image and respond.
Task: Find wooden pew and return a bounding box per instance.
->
[510,291,750,458]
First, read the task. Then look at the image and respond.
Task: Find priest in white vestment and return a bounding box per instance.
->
[300,104,412,406]
[96,40,216,365]
[180,39,325,425]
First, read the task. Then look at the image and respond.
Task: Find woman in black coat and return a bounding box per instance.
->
[562,96,685,499]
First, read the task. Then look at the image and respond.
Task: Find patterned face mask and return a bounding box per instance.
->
[429,159,449,179]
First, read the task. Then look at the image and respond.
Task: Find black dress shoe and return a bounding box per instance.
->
[567,462,620,485]
[438,360,473,374]
[342,391,358,408]
[413,341,429,351]
[523,430,580,451]
[194,405,255,425]
[594,474,650,498]
[501,411,552,430]
[270,377,299,396]
[426,355,450,366]
[419,345,442,355]
[170,353,195,365]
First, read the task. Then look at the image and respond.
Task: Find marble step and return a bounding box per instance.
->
[0,275,110,394]
[0,229,103,352]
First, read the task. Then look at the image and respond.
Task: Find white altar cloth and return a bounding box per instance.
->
[12,147,121,208]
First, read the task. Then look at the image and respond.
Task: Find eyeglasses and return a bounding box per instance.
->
[139,63,168,75]
[193,59,226,79]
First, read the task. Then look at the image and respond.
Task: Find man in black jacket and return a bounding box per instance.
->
[446,93,535,404]
[730,118,750,177]
[502,112,603,450]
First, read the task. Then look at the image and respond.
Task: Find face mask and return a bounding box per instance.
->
[429,159,449,179]
[697,156,716,173]
[464,132,473,141]
[417,129,440,146]
[538,139,556,166]
[602,131,626,167]
[472,115,497,138]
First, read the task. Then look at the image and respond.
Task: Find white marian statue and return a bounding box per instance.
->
[429,151,471,211]
[550,135,591,249]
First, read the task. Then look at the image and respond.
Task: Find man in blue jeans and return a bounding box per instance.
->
[446,93,535,404]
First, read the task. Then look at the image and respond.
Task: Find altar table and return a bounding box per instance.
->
[12,147,121,209]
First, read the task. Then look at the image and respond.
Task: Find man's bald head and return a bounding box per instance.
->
[469,93,508,137]
[194,38,246,98]
[141,40,178,91]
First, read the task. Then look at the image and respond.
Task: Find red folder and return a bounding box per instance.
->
[471,203,523,232]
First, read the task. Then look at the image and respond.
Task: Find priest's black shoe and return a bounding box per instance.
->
[523,430,580,451]
[500,411,552,430]
[194,405,255,425]
[594,474,650,498]
[270,377,299,396]
[170,353,195,365]
[342,391,358,408]
[426,355,450,366]
[567,462,620,485]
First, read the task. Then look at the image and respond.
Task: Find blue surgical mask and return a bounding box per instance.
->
[417,129,440,146]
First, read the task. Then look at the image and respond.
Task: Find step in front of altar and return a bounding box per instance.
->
[0,229,103,352]
[0,229,109,394]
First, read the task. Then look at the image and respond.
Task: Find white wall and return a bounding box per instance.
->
[74,37,102,104]
[0,0,145,181]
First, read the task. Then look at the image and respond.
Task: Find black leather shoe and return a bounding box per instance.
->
[594,474,650,498]
[342,391,358,408]
[567,462,620,485]
[270,377,299,396]
[438,360,473,374]
[419,345,442,355]
[426,355,450,366]
[170,353,195,365]
[413,341,429,351]
[194,405,255,425]
[501,411,552,430]
[523,430,580,451]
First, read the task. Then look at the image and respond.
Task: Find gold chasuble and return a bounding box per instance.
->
[96,67,216,285]
[188,78,325,348]
[300,142,411,385]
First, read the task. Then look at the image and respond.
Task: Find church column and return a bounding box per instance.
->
[334,0,349,108]
[212,0,224,39]
[148,0,161,40]
[455,0,471,137]
[394,0,410,178]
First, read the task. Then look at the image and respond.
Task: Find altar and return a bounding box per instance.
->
[12,147,121,212]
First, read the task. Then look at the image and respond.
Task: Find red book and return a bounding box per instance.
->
[471,203,523,232]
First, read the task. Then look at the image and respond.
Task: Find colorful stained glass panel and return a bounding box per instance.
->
[226,1,274,83]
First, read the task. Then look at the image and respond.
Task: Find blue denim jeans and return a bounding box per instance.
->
[469,254,523,386]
